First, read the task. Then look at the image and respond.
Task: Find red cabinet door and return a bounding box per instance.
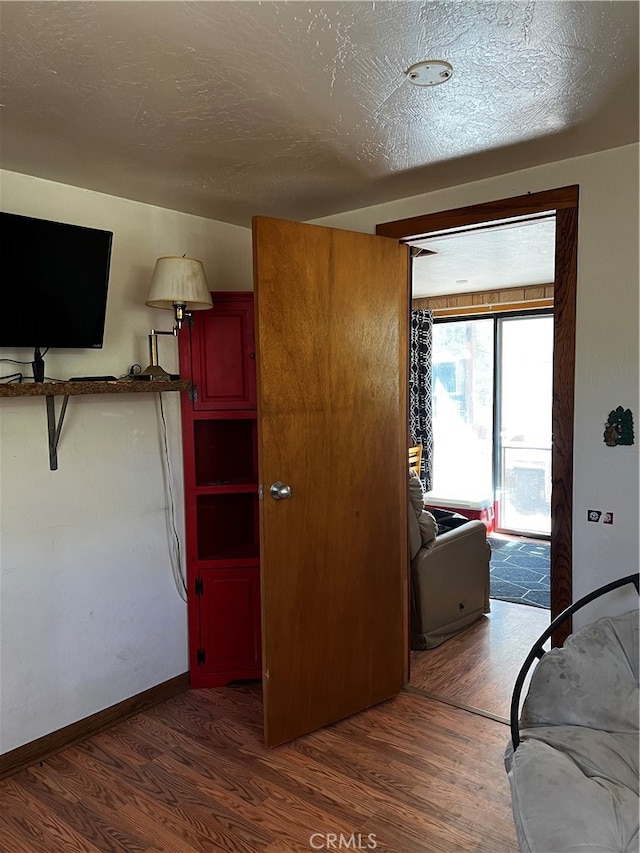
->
[187,292,256,410]
[192,567,262,687]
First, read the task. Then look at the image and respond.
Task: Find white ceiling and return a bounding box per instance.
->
[1,1,638,229]
[411,215,556,297]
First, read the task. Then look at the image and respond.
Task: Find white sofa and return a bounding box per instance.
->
[505,582,639,853]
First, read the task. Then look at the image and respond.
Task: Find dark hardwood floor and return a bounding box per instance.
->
[0,682,518,852]
[0,600,542,851]
[409,598,550,720]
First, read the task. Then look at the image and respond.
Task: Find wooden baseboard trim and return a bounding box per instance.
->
[0,672,189,780]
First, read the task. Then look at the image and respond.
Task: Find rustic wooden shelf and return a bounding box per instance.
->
[0,379,191,397]
[0,379,192,469]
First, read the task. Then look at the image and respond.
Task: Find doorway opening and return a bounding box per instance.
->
[408,220,554,718]
[378,186,579,718]
[411,211,555,619]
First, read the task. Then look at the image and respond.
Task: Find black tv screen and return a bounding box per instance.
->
[0,212,113,349]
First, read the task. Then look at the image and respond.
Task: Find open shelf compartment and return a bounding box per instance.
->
[193,418,257,487]
[196,492,259,561]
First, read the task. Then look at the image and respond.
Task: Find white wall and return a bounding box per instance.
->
[0,171,252,752]
[2,144,638,751]
[312,143,640,624]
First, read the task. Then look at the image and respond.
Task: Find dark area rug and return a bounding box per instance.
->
[488,536,550,609]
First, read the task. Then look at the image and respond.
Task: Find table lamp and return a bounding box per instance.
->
[136,256,213,380]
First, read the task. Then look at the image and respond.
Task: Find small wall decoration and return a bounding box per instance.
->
[603,406,635,446]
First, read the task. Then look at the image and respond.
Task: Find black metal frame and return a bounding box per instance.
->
[510,572,639,750]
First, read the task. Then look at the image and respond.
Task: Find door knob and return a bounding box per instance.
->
[270,482,292,500]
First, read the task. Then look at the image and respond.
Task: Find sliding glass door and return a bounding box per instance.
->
[431,319,494,501]
[431,311,553,538]
[496,314,553,536]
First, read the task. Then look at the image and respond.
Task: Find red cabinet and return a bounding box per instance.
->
[185,295,256,411]
[179,292,261,688]
[197,568,262,676]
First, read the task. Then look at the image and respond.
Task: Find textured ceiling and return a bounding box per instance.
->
[1,1,638,226]
[412,216,556,297]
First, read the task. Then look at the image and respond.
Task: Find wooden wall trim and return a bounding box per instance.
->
[376,186,579,241]
[413,283,554,315]
[430,300,553,318]
[549,205,578,647]
[0,672,189,779]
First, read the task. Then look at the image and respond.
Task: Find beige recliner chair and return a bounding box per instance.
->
[409,471,491,650]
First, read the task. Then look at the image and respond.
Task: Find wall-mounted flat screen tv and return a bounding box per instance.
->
[0,212,113,349]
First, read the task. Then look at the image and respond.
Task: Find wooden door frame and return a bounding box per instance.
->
[376,186,578,645]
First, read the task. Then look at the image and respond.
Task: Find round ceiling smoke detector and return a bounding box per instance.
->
[405,60,453,86]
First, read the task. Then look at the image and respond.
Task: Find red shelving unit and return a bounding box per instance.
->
[179,292,261,688]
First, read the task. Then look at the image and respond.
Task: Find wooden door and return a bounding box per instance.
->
[253,217,410,747]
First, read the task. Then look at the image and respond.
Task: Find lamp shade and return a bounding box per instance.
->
[145,256,212,311]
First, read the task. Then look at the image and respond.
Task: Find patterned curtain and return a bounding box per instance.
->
[409,309,434,491]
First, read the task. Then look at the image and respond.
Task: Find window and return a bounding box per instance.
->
[431,318,494,501]
[430,311,553,537]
